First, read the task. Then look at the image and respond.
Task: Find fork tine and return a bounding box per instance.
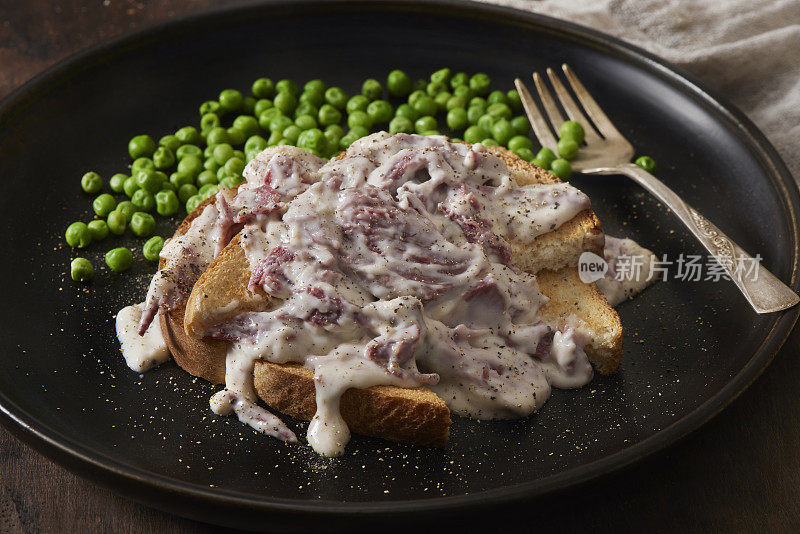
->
[514,78,558,152]
[545,67,601,143]
[561,64,624,139]
[532,72,566,135]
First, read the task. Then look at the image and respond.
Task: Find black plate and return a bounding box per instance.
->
[0,0,797,529]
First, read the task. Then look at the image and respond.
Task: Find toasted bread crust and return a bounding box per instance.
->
[159,143,623,449]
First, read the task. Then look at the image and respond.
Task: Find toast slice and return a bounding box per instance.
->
[160,144,622,448]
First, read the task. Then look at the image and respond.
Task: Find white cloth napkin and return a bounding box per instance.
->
[480,0,800,181]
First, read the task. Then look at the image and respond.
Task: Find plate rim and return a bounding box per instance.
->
[0,0,798,519]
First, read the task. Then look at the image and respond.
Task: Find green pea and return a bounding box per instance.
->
[470,96,487,109]
[412,95,437,117]
[550,158,572,180]
[299,90,324,109]
[446,96,467,111]
[170,172,194,189]
[507,89,522,111]
[426,81,447,96]
[176,144,202,160]
[174,125,200,145]
[477,114,496,133]
[178,155,204,177]
[152,146,176,170]
[199,184,219,200]
[453,85,473,100]
[487,90,507,106]
[252,77,275,98]
[116,201,136,222]
[134,169,161,193]
[274,91,297,115]
[155,189,180,216]
[130,212,155,237]
[323,128,341,150]
[258,108,282,130]
[128,135,156,159]
[65,222,91,248]
[300,79,323,96]
[412,78,427,92]
[242,97,256,115]
[389,116,414,134]
[559,120,585,144]
[467,106,485,125]
[254,98,273,116]
[325,124,344,138]
[218,176,238,190]
[491,119,515,146]
[87,219,109,241]
[224,157,245,176]
[186,194,203,214]
[267,130,282,146]
[295,114,317,130]
[408,89,426,106]
[395,103,418,122]
[80,171,103,194]
[557,137,579,160]
[107,210,127,235]
[70,257,93,282]
[635,156,657,173]
[512,147,535,162]
[367,100,393,124]
[361,79,382,100]
[295,102,319,119]
[227,127,246,146]
[141,236,164,262]
[349,125,369,138]
[124,173,144,195]
[178,184,199,203]
[450,72,468,88]
[463,125,489,144]
[348,110,372,129]
[450,137,464,143]
[339,133,358,149]
[270,115,294,135]
[421,130,441,136]
[158,134,181,153]
[105,247,133,273]
[200,112,221,132]
[199,100,221,116]
[469,73,491,96]
[219,89,243,112]
[324,87,348,110]
[276,79,299,96]
[387,70,412,97]
[131,189,155,212]
[481,138,499,147]
[487,102,512,120]
[297,128,325,153]
[346,95,369,114]
[434,91,451,112]
[508,135,533,152]
[109,173,127,193]
[245,135,268,153]
[317,104,342,127]
[92,193,116,217]
[430,67,451,85]
[211,143,233,165]
[231,115,258,138]
[415,116,437,134]
[535,148,557,169]
[446,108,468,130]
[511,115,530,135]
[282,125,302,144]
[205,126,229,146]
[160,180,176,193]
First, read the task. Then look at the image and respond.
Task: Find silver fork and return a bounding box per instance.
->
[515,64,799,313]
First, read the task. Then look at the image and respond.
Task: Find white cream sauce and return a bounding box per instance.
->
[597,235,657,306]
[116,303,171,372]
[118,132,655,457]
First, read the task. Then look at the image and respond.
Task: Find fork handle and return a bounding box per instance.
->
[615,162,799,313]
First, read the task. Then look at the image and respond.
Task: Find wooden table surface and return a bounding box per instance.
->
[1,1,799,531]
